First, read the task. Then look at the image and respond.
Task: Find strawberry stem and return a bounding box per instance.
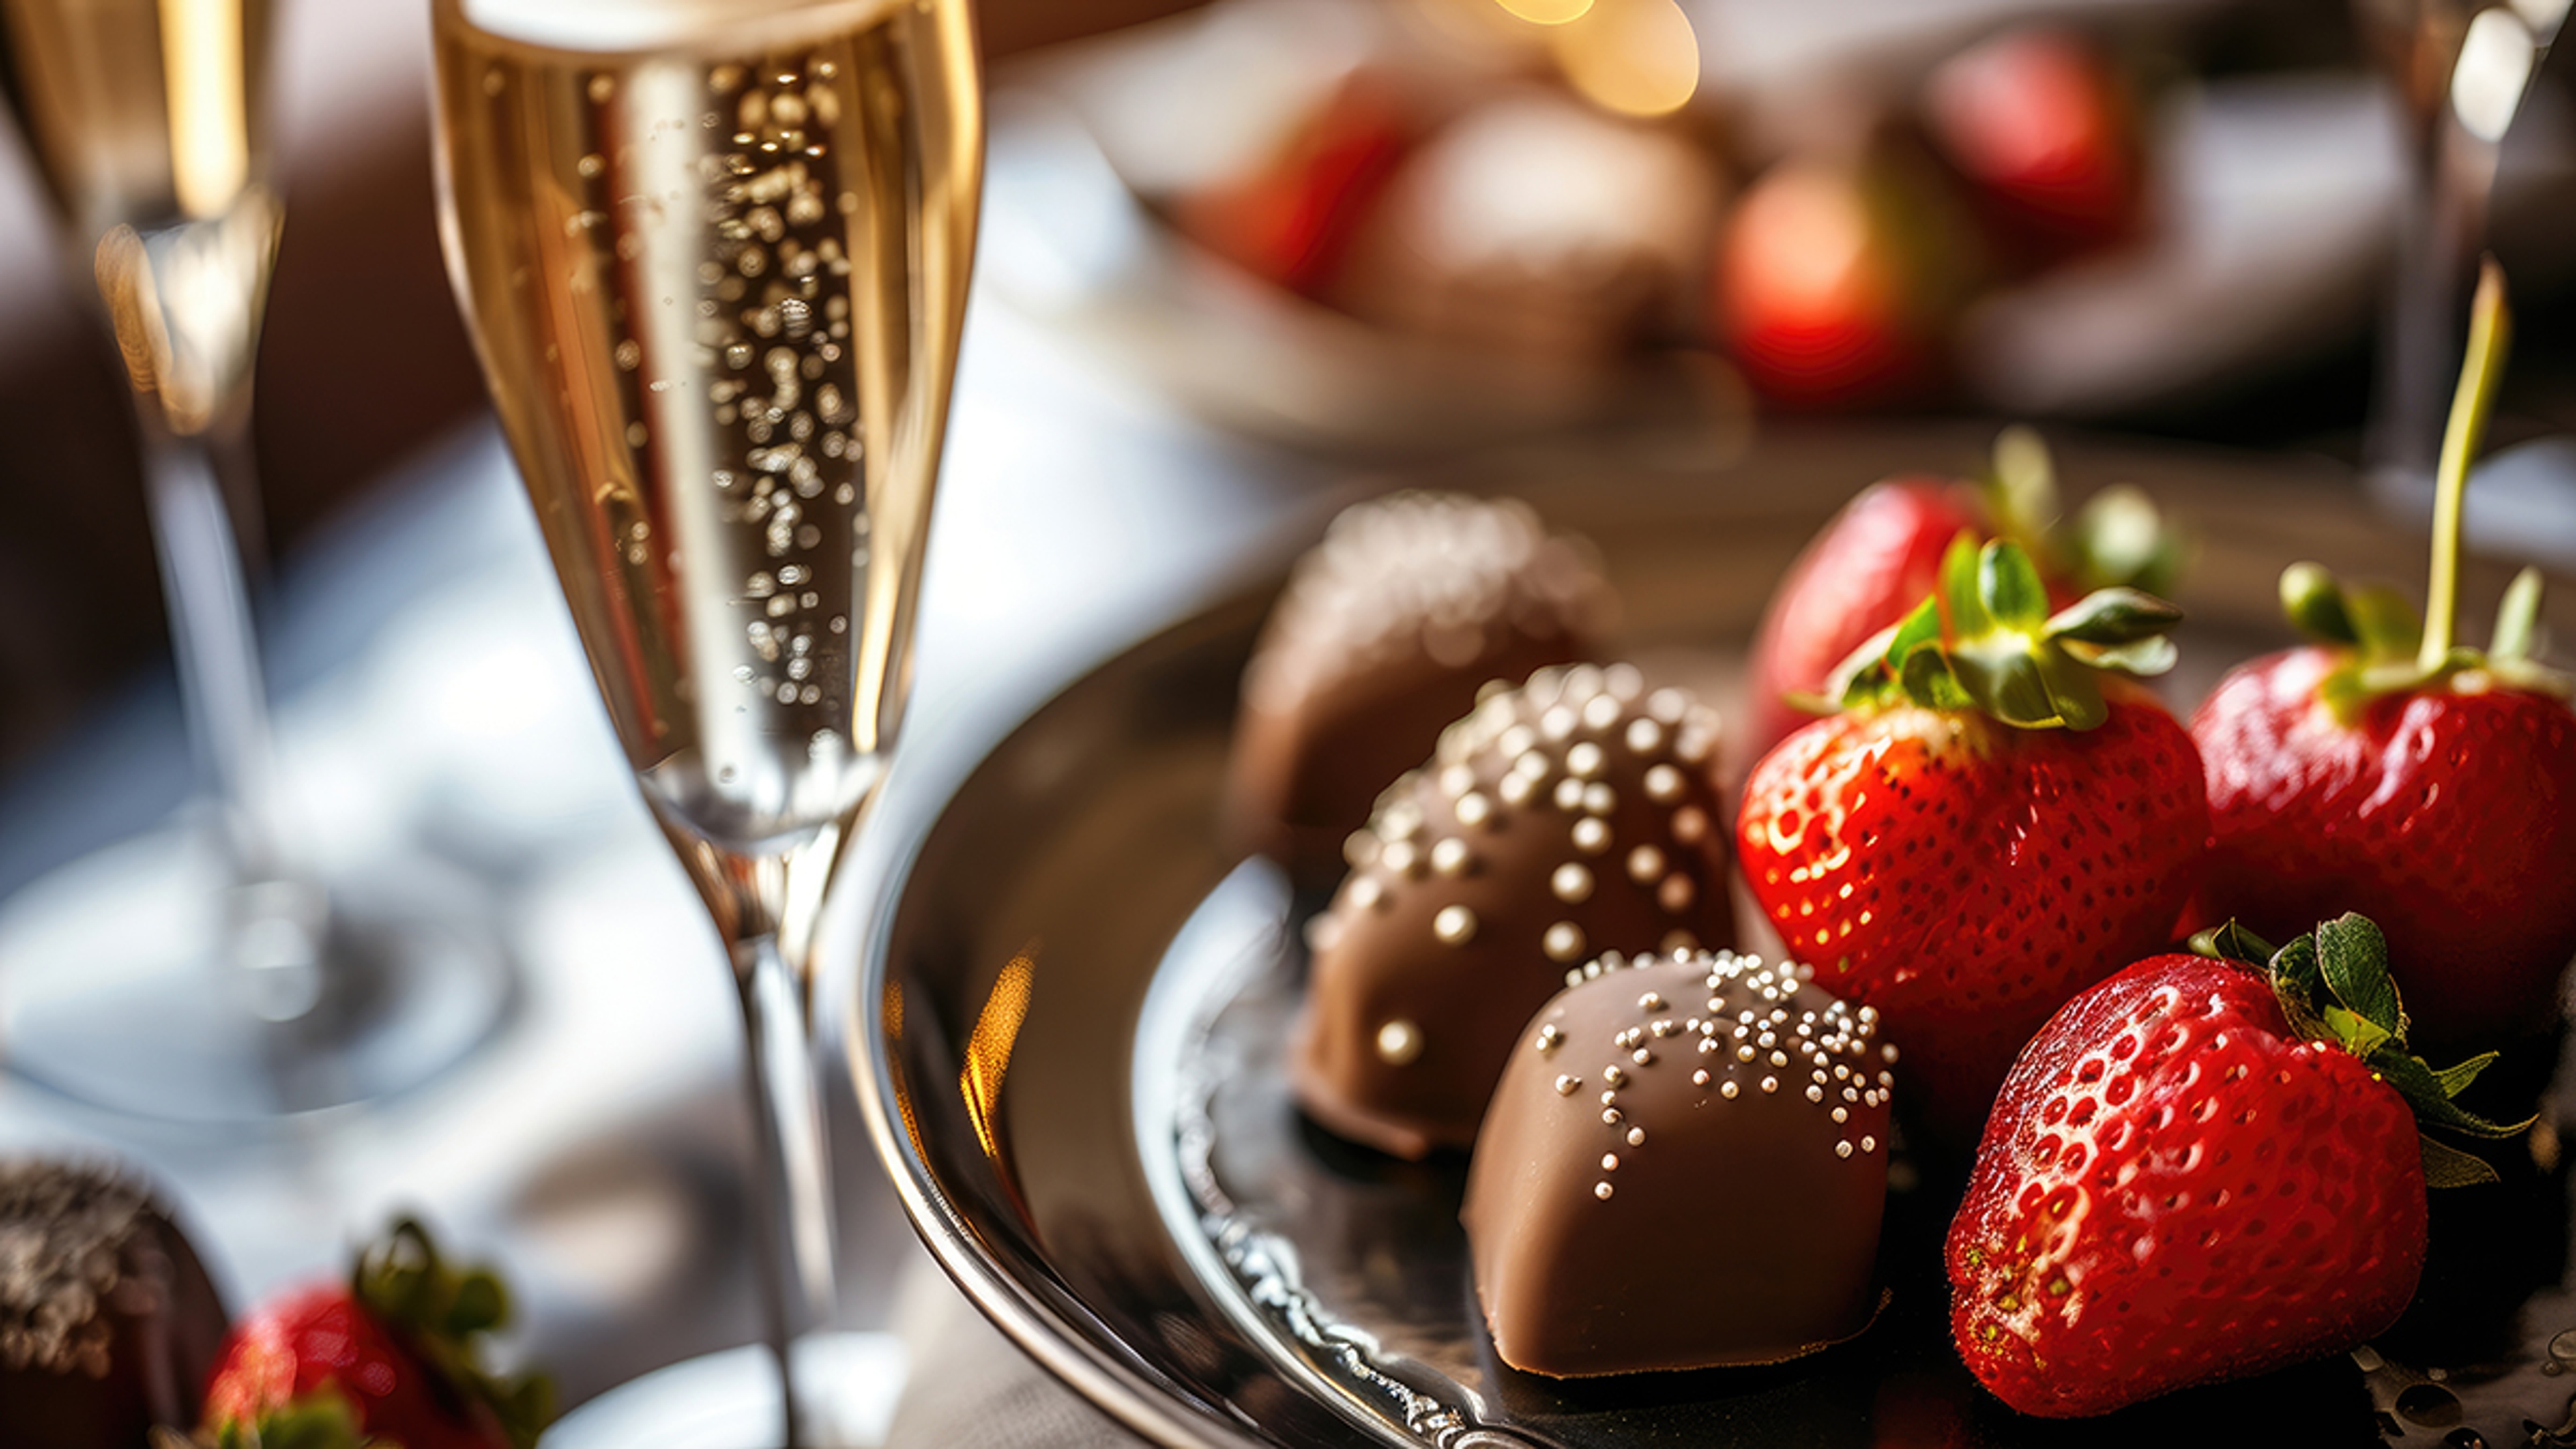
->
[1835,536,2181,729]
[2418,259,2513,674]
[2251,913,2532,1185]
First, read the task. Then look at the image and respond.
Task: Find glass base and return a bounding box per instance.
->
[541,1332,908,1449]
[0,821,513,1120]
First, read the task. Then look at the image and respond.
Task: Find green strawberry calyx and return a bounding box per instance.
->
[155,1386,386,1449]
[1981,424,2185,598]
[2281,260,2571,721]
[1818,534,2184,730]
[2190,913,2533,1187]
[352,1218,554,1449]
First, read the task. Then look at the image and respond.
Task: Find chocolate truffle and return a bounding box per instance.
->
[1227,492,1612,885]
[1291,663,1735,1159]
[0,1159,229,1448]
[1332,92,1723,360]
[1463,951,1894,1377]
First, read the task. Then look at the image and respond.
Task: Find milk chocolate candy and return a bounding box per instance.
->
[1291,663,1735,1158]
[0,1159,229,1448]
[1332,92,1723,361]
[1228,492,1611,885]
[1464,951,1894,1377]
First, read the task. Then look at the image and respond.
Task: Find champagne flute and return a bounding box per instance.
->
[2355,0,2559,496]
[430,0,979,1440]
[0,0,510,1117]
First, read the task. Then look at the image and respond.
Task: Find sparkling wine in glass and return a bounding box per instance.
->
[0,0,511,1118]
[431,0,979,1438]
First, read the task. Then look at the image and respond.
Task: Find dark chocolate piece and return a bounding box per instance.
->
[1464,951,1894,1377]
[1291,663,1735,1159]
[1226,492,1611,885]
[0,1160,229,1448]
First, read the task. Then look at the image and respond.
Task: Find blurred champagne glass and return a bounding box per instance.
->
[431,0,978,1439]
[2354,0,2561,496]
[0,0,511,1117]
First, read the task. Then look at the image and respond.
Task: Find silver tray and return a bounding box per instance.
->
[839,427,2576,1448]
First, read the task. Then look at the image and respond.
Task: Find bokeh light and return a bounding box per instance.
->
[1550,0,1699,119]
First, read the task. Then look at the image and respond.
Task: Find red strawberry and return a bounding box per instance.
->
[1713,156,1957,408]
[1743,428,2180,762]
[1949,915,2525,1417]
[2189,262,2576,1052]
[197,1220,549,1449]
[1175,71,1417,299]
[1922,27,2147,271]
[1745,474,1980,759]
[1737,535,2204,1140]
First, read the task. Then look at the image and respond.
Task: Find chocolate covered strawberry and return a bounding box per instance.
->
[2192,263,2576,1051]
[194,1220,549,1449]
[1745,427,2178,759]
[1949,915,2524,1417]
[1738,535,2204,1139]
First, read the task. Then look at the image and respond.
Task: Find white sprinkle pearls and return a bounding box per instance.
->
[1627,845,1664,883]
[1430,837,1470,877]
[1544,922,1587,962]
[1433,904,1477,946]
[1375,1020,1423,1065]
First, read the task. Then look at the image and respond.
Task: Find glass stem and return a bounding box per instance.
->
[730,926,841,1449]
[133,413,329,1025]
[138,420,280,877]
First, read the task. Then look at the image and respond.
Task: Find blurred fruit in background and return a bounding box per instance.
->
[1000,0,2575,441]
[1713,154,1972,407]
[1042,4,2166,400]
[1922,28,2148,272]
[1176,71,1423,298]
